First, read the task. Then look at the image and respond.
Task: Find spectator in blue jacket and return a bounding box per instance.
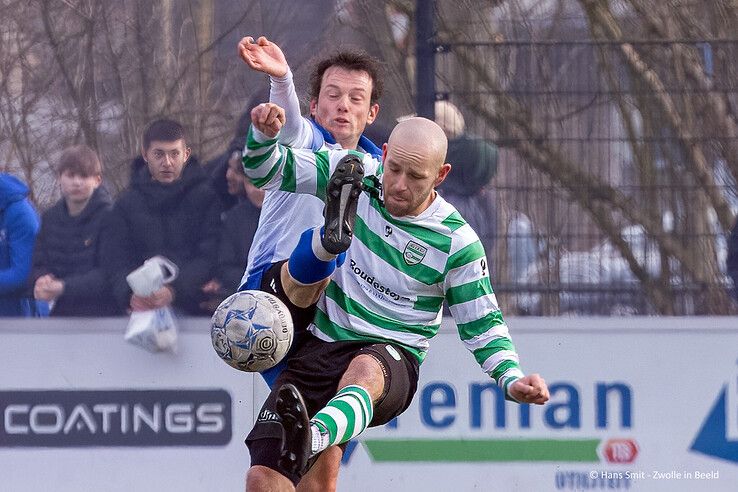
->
[0,173,40,316]
[32,145,117,316]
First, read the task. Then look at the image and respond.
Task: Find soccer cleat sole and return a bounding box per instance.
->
[322,155,365,255]
[276,383,311,476]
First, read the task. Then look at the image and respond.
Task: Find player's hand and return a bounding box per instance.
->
[237,36,288,78]
[509,374,549,405]
[251,102,285,138]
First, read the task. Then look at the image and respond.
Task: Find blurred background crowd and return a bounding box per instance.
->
[1,0,737,317]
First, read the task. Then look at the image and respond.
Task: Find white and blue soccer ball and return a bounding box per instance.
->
[210,290,293,372]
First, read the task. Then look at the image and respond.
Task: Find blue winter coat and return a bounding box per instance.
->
[0,173,40,316]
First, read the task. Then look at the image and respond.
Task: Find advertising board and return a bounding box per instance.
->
[1,317,736,491]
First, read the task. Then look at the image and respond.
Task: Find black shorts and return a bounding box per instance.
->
[244,260,319,388]
[246,334,420,484]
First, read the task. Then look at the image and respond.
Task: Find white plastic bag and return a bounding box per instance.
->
[126,256,179,296]
[124,307,178,353]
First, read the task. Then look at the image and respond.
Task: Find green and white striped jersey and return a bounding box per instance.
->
[243,128,525,393]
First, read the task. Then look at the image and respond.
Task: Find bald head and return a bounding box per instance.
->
[388,117,448,171]
[381,117,452,217]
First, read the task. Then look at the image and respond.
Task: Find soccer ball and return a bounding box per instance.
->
[210,290,293,372]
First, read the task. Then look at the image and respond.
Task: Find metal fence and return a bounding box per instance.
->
[422,21,738,315]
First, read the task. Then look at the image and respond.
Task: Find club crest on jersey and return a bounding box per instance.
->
[403,241,427,266]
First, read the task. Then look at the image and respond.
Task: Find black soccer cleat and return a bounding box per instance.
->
[276,383,311,477]
[322,154,365,255]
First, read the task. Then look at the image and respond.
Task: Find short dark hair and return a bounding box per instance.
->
[142,119,188,150]
[56,145,102,177]
[309,51,384,106]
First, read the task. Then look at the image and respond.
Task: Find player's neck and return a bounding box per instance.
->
[338,136,361,151]
[407,190,438,218]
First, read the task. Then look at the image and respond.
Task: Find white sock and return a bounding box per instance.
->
[312,227,337,261]
[310,422,331,456]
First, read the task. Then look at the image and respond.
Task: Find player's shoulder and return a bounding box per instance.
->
[325,147,381,176]
[359,152,381,175]
[433,196,482,251]
[434,196,473,235]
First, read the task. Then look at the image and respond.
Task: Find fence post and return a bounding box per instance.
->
[415,0,435,119]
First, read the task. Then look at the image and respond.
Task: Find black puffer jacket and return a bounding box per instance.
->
[101,158,223,315]
[32,187,117,316]
[217,198,261,292]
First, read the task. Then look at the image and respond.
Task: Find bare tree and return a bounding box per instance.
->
[2,0,735,314]
[338,0,737,314]
[468,0,737,314]
[1,0,266,201]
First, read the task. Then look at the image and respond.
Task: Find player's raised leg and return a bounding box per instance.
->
[279,154,364,308]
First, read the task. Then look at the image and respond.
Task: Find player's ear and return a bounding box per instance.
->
[434,163,452,187]
[367,103,379,124]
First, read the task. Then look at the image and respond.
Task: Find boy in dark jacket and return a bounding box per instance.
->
[0,173,40,316]
[32,145,117,316]
[101,119,223,315]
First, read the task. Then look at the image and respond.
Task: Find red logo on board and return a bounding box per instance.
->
[602,439,639,463]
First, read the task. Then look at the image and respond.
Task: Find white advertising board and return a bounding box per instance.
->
[343,317,738,492]
[0,318,267,491]
[1,317,737,491]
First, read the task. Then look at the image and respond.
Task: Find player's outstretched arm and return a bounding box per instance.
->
[244,106,379,198]
[508,374,549,405]
[238,35,310,148]
[243,102,324,194]
[237,36,288,78]
[251,102,285,138]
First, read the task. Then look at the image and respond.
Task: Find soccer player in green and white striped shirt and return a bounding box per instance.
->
[243,103,549,491]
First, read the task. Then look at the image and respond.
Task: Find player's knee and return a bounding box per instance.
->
[246,435,302,488]
[246,465,288,491]
[340,354,386,398]
[297,472,337,492]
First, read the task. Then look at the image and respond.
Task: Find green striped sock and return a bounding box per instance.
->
[310,385,373,454]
